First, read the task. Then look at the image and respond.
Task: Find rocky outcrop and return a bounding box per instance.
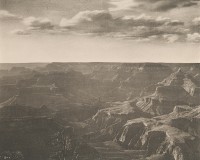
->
[159,68,185,86]
[159,68,200,98]
[115,106,200,160]
[116,118,152,149]
[136,69,200,116]
[89,101,151,141]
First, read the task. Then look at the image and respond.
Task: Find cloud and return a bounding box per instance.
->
[0,10,21,20]
[189,17,200,33]
[9,10,198,43]
[58,10,193,43]
[60,10,114,32]
[109,0,200,12]
[192,17,200,26]
[187,33,200,42]
[59,10,113,26]
[23,17,54,30]
[109,0,140,11]
[8,17,54,36]
[59,11,184,33]
[122,14,184,27]
[11,29,30,35]
[163,34,180,43]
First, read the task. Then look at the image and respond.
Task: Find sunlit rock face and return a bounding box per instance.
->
[90,101,151,141]
[115,106,200,160]
[136,69,200,116]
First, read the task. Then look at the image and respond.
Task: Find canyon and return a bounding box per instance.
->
[0,63,199,160]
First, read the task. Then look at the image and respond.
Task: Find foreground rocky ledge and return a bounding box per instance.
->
[89,101,200,160]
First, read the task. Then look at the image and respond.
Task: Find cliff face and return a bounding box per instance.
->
[115,106,200,160]
[136,86,192,116]
[89,101,151,141]
[85,69,200,160]
[87,104,200,160]
[1,63,200,160]
[136,69,200,116]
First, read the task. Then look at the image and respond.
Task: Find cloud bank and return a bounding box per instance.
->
[109,0,200,11]
[59,11,184,32]
[187,33,200,42]
[59,10,192,43]
[23,17,54,30]
[8,9,200,43]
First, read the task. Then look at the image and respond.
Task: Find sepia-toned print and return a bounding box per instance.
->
[0,1,200,160]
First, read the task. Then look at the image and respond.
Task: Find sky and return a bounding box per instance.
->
[0,0,200,63]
